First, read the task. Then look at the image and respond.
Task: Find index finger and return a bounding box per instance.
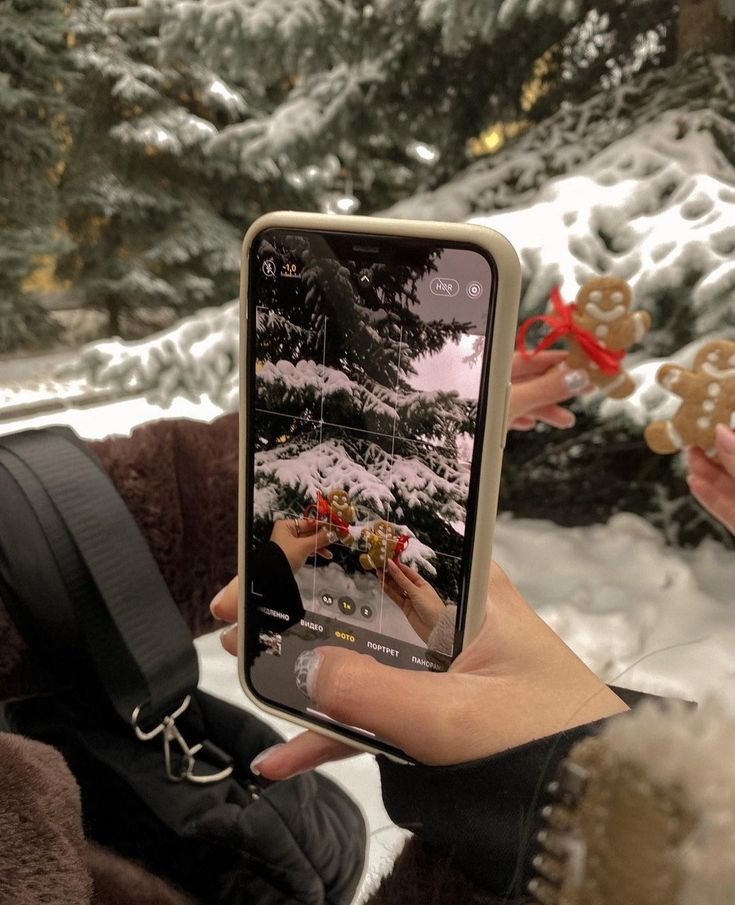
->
[391,560,424,586]
[510,350,567,381]
[296,525,332,548]
[292,518,324,536]
[251,730,357,781]
[210,575,238,623]
[509,362,589,421]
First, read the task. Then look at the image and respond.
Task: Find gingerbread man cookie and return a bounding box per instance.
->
[645,339,735,456]
[326,488,356,546]
[359,520,404,571]
[567,277,651,399]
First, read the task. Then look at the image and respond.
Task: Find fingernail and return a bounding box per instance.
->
[327,531,338,543]
[250,743,285,776]
[562,368,590,393]
[209,587,226,619]
[715,423,735,454]
[219,625,236,648]
[294,650,323,701]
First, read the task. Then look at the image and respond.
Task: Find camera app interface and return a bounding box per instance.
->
[246,229,495,738]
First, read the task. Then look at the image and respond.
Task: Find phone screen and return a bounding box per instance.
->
[244,228,497,752]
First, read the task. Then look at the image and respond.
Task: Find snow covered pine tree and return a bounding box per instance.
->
[0,0,74,351]
[55,0,243,338]
[155,0,675,215]
[252,238,474,607]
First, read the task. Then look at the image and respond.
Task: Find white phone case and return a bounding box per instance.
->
[238,212,521,761]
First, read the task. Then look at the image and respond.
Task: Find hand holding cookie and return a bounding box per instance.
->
[567,277,650,399]
[516,277,650,402]
[645,339,735,457]
[686,426,735,534]
[508,349,591,430]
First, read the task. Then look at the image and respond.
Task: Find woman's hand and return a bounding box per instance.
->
[686,425,735,534]
[380,560,446,643]
[213,564,627,777]
[270,518,334,572]
[508,350,590,430]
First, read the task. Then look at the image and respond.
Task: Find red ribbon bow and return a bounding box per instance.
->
[516,286,625,376]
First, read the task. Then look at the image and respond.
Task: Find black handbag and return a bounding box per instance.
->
[0,426,366,905]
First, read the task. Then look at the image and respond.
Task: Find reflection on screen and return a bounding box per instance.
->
[247,231,494,726]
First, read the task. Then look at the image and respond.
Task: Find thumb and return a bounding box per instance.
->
[715,424,735,479]
[295,646,461,764]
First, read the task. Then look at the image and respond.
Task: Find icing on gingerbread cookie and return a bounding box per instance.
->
[645,339,735,456]
[359,520,408,571]
[567,277,651,399]
[326,488,356,546]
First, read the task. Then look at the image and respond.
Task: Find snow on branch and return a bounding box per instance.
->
[258,359,353,398]
[255,439,393,510]
[160,0,327,77]
[59,301,239,407]
[75,47,164,104]
[471,112,735,332]
[207,60,385,168]
[112,109,217,155]
[419,0,581,52]
[387,55,735,221]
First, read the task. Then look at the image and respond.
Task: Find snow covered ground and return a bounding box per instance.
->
[494,513,735,707]
[2,391,734,900]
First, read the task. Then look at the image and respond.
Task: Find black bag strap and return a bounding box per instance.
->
[0,428,368,903]
[0,427,199,730]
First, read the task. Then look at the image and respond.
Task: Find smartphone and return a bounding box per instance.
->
[238,212,520,761]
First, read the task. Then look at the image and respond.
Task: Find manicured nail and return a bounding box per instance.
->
[219,625,236,649]
[250,743,285,776]
[294,650,323,701]
[715,423,735,455]
[210,587,226,619]
[327,531,338,543]
[562,368,590,393]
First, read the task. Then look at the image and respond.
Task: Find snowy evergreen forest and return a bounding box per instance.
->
[2,0,734,548]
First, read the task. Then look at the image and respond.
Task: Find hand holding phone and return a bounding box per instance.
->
[239,213,521,760]
[381,560,447,645]
[216,564,628,777]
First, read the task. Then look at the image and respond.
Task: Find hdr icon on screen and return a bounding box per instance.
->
[430,276,459,297]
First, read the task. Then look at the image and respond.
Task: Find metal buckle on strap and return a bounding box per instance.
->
[131,695,234,785]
